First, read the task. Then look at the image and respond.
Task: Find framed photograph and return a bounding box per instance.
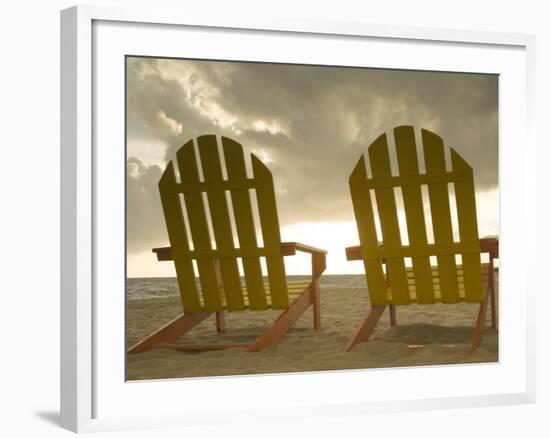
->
[61,5,535,433]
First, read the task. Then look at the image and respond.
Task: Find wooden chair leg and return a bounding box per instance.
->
[311,252,325,331]
[312,278,321,330]
[216,311,226,333]
[345,306,386,352]
[489,284,497,329]
[489,258,497,329]
[247,286,313,352]
[389,304,397,327]
[470,292,489,354]
[127,311,212,353]
[385,272,396,327]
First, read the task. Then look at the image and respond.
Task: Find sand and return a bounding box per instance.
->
[126,286,498,381]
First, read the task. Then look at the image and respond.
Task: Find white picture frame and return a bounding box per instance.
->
[60,4,536,433]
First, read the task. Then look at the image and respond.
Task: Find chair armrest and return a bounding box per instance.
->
[153,243,329,261]
[479,236,499,258]
[280,242,328,256]
[281,242,327,278]
[347,242,386,261]
[345,245,362,261]
[152,246,173,261]
[346,237,499,262]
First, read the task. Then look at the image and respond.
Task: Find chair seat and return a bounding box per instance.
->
[218,279,312,310]
[385,263,491,304]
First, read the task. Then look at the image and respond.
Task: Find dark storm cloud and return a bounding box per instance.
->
[126,57,498,253]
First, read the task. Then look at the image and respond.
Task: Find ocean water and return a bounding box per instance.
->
[126,274,367,301]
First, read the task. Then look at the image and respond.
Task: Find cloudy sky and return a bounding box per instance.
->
[126,57,498,278]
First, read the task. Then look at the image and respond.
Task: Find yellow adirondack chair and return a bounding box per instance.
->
[345,126,498,352]
[128,135,327,353]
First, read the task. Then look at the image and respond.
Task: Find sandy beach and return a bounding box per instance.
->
[126,279,498,381]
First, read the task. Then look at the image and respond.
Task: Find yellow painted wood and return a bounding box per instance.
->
[167,247,282,259]
[406,265,487,279]
[349,155,387,305]
[395,265,488,304]
[388,287,466,303]
[222,137,268,310]
[355,171,461,190]
[220,280,308,309]
[174,179,258,193]
[158,161,202,312]
[361,241,481,260]
[349,127,487,308]
[241,280,310,293]
[161,136,295,312]
[421,129,460,303]
[197,135,245,310]
[394,126,436,303]
[451,148,484,302]
[177,140,222,311]
[368,134,410,304]
[251,154,289,309]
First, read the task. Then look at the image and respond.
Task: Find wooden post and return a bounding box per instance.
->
[311,279,321,330]
[311,253,325,330]
[384,267,397,326]
[213,258,227,332]
[215,312,226,333]
[389,305,397,327]
[471,292,489,354]
[489,255,497,329]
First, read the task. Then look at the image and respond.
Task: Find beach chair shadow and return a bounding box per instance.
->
[128,135,327,353]
[345,126,498,353]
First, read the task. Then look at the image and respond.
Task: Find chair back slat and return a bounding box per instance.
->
[368,134,410,304]
[422,130,460,303]
[177,140,222,311]
[394,126,436,303]
[349,157,388,306]
[158,161,202,311]
[251,155,289,309]
[222,137,268,310]
[159,136,291,313]
[197,136,245,310]
[451,149,484,301]
[350,126,484,306]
